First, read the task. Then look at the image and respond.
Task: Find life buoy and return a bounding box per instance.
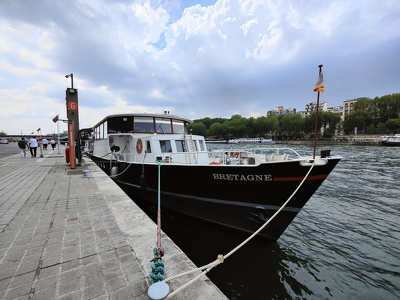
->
[136,139,143,154]
[65,147,70,163]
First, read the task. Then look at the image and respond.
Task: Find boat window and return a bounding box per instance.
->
[155,118,172,134]
[146,141,151,153]
[100,123,104,139]
[175,140,186,152]
[172,120,186,133]
[79,129,93,141]
[108,116,134,133]
[134,117,154,133]
[199,140,206,151]
[95,127,100,140]
[160,140,172,152]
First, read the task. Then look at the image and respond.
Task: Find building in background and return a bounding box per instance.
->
[303,101,327,116]
[343,99,358,120]
[327,106,343,118]
[267,106,297,116]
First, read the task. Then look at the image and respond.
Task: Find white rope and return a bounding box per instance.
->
[85,152,132,178]
[162,162,316,297]
[109,162,132,177]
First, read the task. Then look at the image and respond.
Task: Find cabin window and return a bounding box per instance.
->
[146,141,151,153]
[160,140,172,153]
[199,140,206,151]
[96,125,99,139]
[134,117,154,133]
[95,124,103,140]
[175,140,186,152]
[172,120,186,133]
[155,118,172,134]
[108,116,133,133]
[192,140,198,151]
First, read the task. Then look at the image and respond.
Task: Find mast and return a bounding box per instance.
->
[313,65,324,159]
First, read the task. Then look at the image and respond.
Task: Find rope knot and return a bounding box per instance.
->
[150,247,165,283]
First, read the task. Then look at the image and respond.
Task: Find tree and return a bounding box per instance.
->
[188,122,207,136]
[224,117,247,138]
[319,111,341,138]
[343,111,372,134]
[246,117,257,137]
[373,94,400,123]
[281,114,305,138]
[197,117,213,129]
[255,116,268,137]
[209,123,225,138]
[303,114,315,136]
[385,118,400,134]
[353,97,373,111]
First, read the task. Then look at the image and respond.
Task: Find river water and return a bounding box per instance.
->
[121,144,400,299]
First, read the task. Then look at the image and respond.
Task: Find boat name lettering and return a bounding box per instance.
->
[212,174,272,181]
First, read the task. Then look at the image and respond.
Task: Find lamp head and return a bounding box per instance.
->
[65,73,73,78]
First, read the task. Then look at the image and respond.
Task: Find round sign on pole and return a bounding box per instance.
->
[68,101,78,110]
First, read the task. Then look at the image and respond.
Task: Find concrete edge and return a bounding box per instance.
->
[84,158,227,299]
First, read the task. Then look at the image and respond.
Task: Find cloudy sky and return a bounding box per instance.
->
[1,0,399,135]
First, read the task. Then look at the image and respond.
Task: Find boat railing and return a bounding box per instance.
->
[111,151,206,165]
[113,148,303,165]
[208,147,302,165]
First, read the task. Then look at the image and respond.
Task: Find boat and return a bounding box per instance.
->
[228,137,275,144]
[82,113,341,242]
[380,134,400,146]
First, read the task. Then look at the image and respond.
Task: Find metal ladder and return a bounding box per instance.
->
[185,135,197,164]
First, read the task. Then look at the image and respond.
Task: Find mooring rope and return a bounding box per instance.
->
[108,162,132,177]
[163,162,316,299]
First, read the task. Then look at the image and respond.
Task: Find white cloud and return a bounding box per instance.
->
[0,0,399,135]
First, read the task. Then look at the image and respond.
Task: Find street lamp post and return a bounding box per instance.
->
[65,73,73,89]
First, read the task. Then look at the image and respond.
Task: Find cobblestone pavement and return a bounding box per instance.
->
[0,154,151,299]
[0,150,227,300]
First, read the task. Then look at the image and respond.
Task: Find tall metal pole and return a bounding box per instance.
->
[65,73,81,165]
[313,65,323,159]
[39,128,43,158]
[57,119,61,154]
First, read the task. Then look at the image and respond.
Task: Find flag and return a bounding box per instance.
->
[52,115,59,123]
[37,128,41,132]
[313,69,324,92]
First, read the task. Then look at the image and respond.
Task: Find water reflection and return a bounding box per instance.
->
[123,190,320,299]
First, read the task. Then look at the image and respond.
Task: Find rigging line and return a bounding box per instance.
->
[163,162,316,297]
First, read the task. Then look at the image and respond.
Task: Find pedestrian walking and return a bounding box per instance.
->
[42,138,48,150]
[18,137,28,158]
[50,138,56,150]
[29,137,38,157]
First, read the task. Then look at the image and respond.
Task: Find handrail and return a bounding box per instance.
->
[208,147,302,163]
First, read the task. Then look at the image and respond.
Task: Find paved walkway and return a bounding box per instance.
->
[0,149,226,300]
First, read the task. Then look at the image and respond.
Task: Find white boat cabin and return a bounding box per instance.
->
[83,113,301,166]
[89,113,210,165]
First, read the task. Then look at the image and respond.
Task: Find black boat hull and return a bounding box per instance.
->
[90,156,340,242]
